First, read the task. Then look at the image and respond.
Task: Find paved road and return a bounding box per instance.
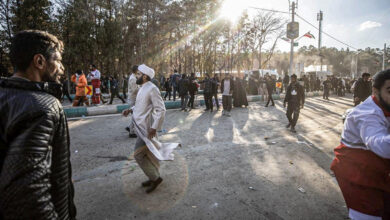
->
[68,95,354,220]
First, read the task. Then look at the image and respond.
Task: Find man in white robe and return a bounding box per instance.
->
[123,64,179,193]
[126,65,139,138]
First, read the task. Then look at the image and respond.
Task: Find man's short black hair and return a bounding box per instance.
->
[291,74,297,79]
[76,69,83,75]
[10,30,63,72]
[373,69,390,90]
[174,69,178,73]
[90,64,96,68]
[362,72,370,77]
[132,65,138,73]
[182,74,187,78]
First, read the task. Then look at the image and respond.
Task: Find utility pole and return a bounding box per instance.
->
[317,11,323,71]
[288,1,297,75]
[383,43,386,71]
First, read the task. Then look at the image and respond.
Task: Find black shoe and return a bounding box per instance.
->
[265,105,268,107]
[146,177,163,193]
[142,180,153,187]
[125,126,130,132]
[286,123,291,128]
[129,133,137,138]
[290,127,296,133]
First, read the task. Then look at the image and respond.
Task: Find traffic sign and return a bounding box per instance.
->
[85,85,93,96]
[287,22,299,39]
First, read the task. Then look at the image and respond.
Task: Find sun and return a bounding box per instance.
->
[219,0,247,23]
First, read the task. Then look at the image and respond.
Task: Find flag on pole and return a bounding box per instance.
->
[303,32,315,39]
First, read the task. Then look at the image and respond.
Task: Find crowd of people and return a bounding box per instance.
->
[1,30,389,220]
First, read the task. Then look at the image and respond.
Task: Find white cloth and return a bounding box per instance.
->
[223,79,231,96]
[341,96,390,159]
[349,208,381,220]
[132,81,179,161]
[89,69,101,80]
[138,64,155,79]
[127,73,138,104]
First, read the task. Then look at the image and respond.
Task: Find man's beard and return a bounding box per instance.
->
[136,77,143,85]
[42,70,61,83]
[378,93,390,112]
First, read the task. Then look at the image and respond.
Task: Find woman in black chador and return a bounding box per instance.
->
[233,75,248,107]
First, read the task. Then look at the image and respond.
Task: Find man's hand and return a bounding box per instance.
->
[122,109,132,117]
[148,128,157,139]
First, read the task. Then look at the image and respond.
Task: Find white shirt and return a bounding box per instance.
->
[341,96,390,159]
[127,73,138,105]
[223,79,231,96]
[89,69,101,80]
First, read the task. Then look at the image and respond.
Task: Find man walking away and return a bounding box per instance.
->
[62,76,73,103]
[122,64,179,193]
[331,69,390,220]
[0,30,76,219]
[164,77,172,100]
[109,75,126,104]
[89,64,103,104]
[323,77,331,100]
[171,69,180,101]
[221,73,234,116]
[284,74,305,133]
[212,74,220,110]
[71,70,89,106]
[187,73,198,109]
[354,72,372,106]
[199,74,215,112]
[265,74,275,107]
[178,74,190,111]
[126,65,139,138]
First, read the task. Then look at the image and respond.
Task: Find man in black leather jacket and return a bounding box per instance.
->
[0,30,76,219]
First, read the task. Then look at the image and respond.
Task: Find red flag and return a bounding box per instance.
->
[303,32,315,39]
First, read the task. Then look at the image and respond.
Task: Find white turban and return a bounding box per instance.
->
[138,64,155,79]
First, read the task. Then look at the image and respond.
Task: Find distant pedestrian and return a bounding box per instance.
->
[265,74,275,107]
[171,69,181,101]
[283,73,290,93]
[126,65,139,138]
[71,70,89,106]
[199,74,215,112]
[212,74,220,110]
[88,64,103,104]
[188,73,198,109]
[353,73,372,106]
[284,74,305,133]
[164,77,172,100]
[221,73,234,116]
[323,77,331,100]
[109,75,126,104]
[123,74,129,99]
[178,74,190,111]
[233,75,248,108]
[62,76,73,103]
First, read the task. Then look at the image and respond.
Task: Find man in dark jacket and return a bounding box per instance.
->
[187,73,198,109]
[199,74,215,112]
[354,73,372,106]
[284,74,305,133]
[0,30,76,219]
[178,74,190,111]
[109,75,126,104]
[265,74,275,107]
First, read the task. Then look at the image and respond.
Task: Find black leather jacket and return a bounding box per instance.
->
[0,77,76,219]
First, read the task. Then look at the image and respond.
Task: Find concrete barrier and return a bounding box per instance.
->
[64,91,323,118]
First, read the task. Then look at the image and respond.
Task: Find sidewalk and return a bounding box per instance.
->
[64,91,324,118]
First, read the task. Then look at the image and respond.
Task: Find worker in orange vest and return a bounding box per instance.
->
[71,70,89,106]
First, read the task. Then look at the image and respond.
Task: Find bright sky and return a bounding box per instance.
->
[220,0,390,52]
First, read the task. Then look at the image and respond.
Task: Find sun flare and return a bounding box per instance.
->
[219,0,247,23]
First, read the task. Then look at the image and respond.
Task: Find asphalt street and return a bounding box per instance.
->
[68,95,354,220]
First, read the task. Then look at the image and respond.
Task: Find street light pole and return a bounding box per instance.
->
[289,1,296,76]
[317,11,323,71]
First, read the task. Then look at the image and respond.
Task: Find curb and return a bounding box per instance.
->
[64,91,323,118]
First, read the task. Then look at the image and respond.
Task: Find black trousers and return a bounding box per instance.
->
[286,102,300,127]
[222,95,232,112]
[212,92,219,108]
[204,93,213,110]
[164,90,171,100]
[266,90,274,106]
[188,92,195,108]
[323,89,329,99]
[63,90,72,102]
[109,89,125,104]
[123,87,127,99]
